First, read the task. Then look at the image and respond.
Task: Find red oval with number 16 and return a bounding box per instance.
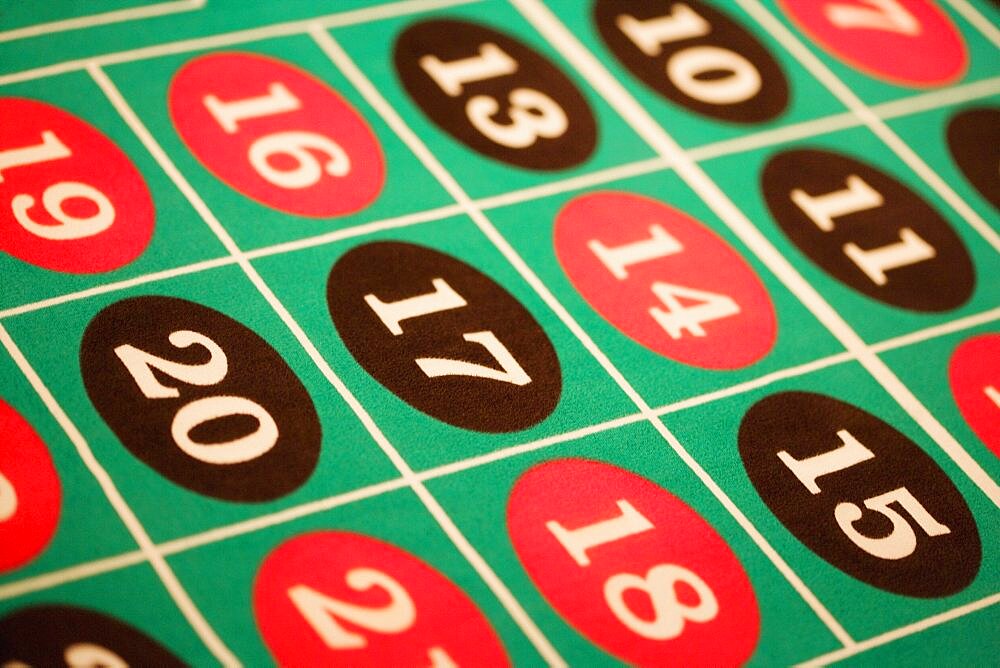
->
[169,52,384,218]
[949,333,1000,458]
[778,0,966,87]
[507,458,759,666]
[254,531,509,667]
[0,399,61,574]
[555,192,776,369]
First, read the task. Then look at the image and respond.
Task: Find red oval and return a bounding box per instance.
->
[0,98,154,273]
[507,458,759,666]
[253,531,509,667]
[949,333,1000,458]
[0,399,61,574]
[169,52,385,218]
[777,0,967,87]
[555,192,776,369]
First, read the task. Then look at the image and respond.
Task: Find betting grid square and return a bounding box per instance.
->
[0,1,992,664]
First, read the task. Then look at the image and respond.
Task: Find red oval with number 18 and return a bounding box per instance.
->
[777,0,966,87]
[949,333,1000,458]
[0,399,61,574]
[555,192,776,369]
[169,52,384,217]
[0,98,154,273]
[507,459,759,666]
[254,531,509,667]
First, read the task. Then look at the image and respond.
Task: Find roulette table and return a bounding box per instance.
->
[0,0,998,664]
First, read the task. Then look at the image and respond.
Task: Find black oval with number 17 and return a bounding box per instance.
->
[394,18,597,170]
[762,148,974,312]
[327,241,561,433]
[739,391,980,598]
[81,295,321,502]
[594,0,789,123]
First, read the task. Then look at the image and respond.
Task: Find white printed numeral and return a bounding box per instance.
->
[115,330,277,465]
[985,385,1000,409]
[604,564,719,640]
[64,643,128,668]
[0,131,115,240]
[836,487,951,559]
[650,282,741,339]
[547,499,654,567]
[0,471,17,522]
[203,83,350,187]
[824,0,921,35]
[778,428,875,495]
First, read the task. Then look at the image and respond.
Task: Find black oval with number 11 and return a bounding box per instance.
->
[81,295,321,502]
[394,18,597,170]
[739,391,980,598]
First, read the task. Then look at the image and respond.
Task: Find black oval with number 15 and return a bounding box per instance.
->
[81,295,321,502]
[594,0,789,123]
[739,391,980,598]
[327,241,561,433]
[394,18,597,170]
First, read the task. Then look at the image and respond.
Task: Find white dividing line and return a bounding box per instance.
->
[509,0,1000,514]
[873,76,1000,120]
[312,19,856,649]
[688,112,858,162]
[89,59,566,668]
[798,592,1000,667]
[871,306,1000,354]
[0,550,146,602]
[0,0,205,44]
[0,324,240,666]
[0,0,480,87]
[943,0,1000,48]
[736,0,1000,254]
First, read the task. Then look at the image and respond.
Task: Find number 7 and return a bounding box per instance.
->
[824,0,921,35]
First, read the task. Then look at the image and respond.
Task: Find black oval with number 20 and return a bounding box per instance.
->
[739,391,980,597]
[327,241,561,433]
[394,18,597,170]
[762,148,974,312]
[594,0,788,123]
[0,604,184,667]
[81,295,321,502]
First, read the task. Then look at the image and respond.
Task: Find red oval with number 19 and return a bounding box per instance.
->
[254,531,509,667]
[949,333,1000,458]
[169,52,384,217]
[0,98,154,273]
[507,459,759,666]
[555,192,776,369]
[0,399,61,574]
[778,0,966,87]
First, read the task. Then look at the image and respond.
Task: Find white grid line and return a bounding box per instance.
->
[944,0,1000,48]
[87,60,567,668]
[0,0,205,44]
[312,18,856,648]
[0,325,241,666]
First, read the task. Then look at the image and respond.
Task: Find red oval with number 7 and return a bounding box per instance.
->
[508,458,759,666]
[254,531,509,667]
[169,52,384,218]
[0,98,154,273]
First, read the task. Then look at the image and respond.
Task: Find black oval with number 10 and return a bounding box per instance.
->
[394,18,597,170]
[739,391,980,598]
[762,148,974,312]
[327,241,561,433]
[594,0,788,123]
[81,295,321,502]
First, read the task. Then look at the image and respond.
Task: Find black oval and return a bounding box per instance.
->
[327,241,561,432]
[594,0,788,123]
[738,391,981,598]
[81,295,321,502]
[947,106,1000,212]
[762,148,975,312]
[0,604,185,666]
[393,18,597,170]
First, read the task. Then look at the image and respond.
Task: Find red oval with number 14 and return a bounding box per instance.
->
[170,52,384,218]
[555,192,776,369]
[949,333,1000,458]
[507,459,759,666]
[254,531,509,667]
[0,399,61,574]
[778,0,966,87]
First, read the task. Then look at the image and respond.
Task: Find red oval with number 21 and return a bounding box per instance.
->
[508,458,759,666]
[170,52,384,218]
[555,192,776,369]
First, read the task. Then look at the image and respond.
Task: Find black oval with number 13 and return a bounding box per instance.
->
[739,391,980,598]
